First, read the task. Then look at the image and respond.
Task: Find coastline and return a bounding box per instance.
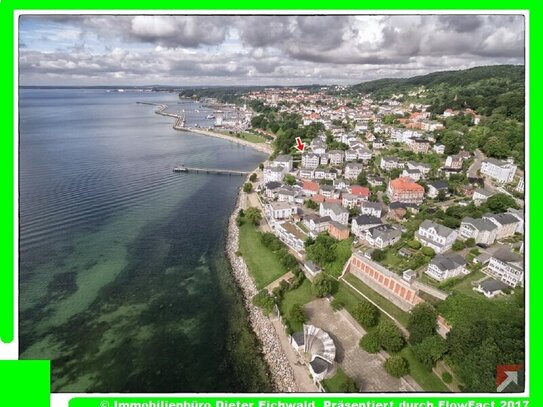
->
[182,127,273,155]
[225,186,299,392]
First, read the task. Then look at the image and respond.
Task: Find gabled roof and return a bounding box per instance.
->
[461,217,498,232]
[419,220,456,238]
[430,253,466,272]
[354,215,382,226]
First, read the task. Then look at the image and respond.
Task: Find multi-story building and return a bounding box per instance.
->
[319,202,349,225]
[459,217,498,246]
[303,215,331,237]
[263,166,286,183]
[351,215,382,238]
[380,156,403,171]
[425,253,467,281]
[416,220,458,253]
[365,224,401,248]
[264,201,297,220]
[328,221,350,241]
[386,177,425,204]
[410,138,430,154]
[360,201,383,218]
[483,213,520,240]
[487,247,524,287]
[301,153,320,169]
[444,155,463,170]
[472,188,494,205]
[328,150,344,166]
[275,221,307,252]
[480,158,517,183]
[344,163,364,180]
[272,154,294,172]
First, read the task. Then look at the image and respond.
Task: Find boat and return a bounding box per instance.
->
[173,165,188,172]
[206,114,215,119]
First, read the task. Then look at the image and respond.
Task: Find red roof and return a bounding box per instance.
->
[303,180,320,193]
[350,185,370,197]
[311,194,325,203]
[389,177,424,193]
[325,198,342,204]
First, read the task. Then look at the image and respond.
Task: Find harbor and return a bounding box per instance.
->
[173,166,250,176]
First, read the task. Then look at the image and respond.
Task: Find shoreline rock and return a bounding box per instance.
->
[225,190,298,393]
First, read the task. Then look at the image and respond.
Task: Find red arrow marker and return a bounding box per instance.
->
[294,137,305,152]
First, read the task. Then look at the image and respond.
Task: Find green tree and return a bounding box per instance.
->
[312,273,334,298]
[452,239,466,251]
[284,174,296,185]
[371,249,386,262]
[357,171,368,186]
[249,173,257,182]
[353,300,379,328]
[408,302,438,344]
[485,193,518,213]
[289,304,306,325]
[306,233,338,265]
[384,356,410,378]
[245,207,262,225]
[420,246,436,258]
[378,321,406,353]
[304,199,319,210]
[243,182,253,193]
[252,290,275,315]
[407,239,422,250]
[465,238,476,247]
[360,331,381,353]
[259,163,264,170]
[412,335,448,370]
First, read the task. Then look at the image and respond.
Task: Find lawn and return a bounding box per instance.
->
[236,132,266,143]
[449,270,486,297]
[344,274,410,327]
[322,366,357,392]
[380,249,407,271]
[279,279,316,332]
[238,222,288,289]
[400,347,450,392]
[323,237,354,277]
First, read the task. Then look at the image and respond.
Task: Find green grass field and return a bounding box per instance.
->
[323,237,354,277]
[238,223,288,289]
[279,279,315,332]
[400,347,450,392]
[344,273,410,327]
[322,366,357,392]
[449,271,485,297]
[236,132,266,143]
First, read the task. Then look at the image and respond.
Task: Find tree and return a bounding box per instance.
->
[284,174,296,185]
[243,182,253,193]
[259,163,264,170]
[378,321,406,352]
[357,171,368,186]
[289,304,306,325]
[384,356,409,378]
[245,207,262,225]
[360,331,381,353]
[485,193,518,213]
[465,238,476,247]
[412,335,448,370]
[371,249,386,262]
[252,290,275,315]
[452,239,466,251]
[312,273,334,298]
[304,199,319,210]
[382,195,390,205]
[306,233,337,265]
[437,189,448,202]
[249,173,257,182]
[420,246,436,258]
[353,300,379,328]
[408,302,438,344]
[407,239,422,250]
[280,252,299,270]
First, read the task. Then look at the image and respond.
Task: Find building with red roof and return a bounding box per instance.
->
[386,177,425,204]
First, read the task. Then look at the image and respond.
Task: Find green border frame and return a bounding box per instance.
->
[1,1,540,406]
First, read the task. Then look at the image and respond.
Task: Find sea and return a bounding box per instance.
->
[18,88,272,393]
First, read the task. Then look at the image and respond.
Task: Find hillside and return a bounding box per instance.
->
[350,65,525,122]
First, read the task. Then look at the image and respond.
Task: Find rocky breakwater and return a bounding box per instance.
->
[226,191,298,392]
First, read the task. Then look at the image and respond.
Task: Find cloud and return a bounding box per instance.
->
[18,14,525,86]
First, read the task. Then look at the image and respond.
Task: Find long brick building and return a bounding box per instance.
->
[386,176,425,204]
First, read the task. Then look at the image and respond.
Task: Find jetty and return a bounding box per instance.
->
[173,166,249,176]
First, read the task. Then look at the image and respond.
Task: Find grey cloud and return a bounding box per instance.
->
[438,15,483,33]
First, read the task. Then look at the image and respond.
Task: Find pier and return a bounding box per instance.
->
[173,166,249,176]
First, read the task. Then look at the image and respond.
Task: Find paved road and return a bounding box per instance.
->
[468,149,485,179]
[304,299,420,392]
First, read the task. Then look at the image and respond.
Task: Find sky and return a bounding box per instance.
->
[18,14,525,87]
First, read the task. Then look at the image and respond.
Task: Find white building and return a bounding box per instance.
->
[483,213,520,240]
[319,202,349,225]
[263,166,286,183]
[301,153,320,169]
[365,224,402,248]
[344,163,364,180]
[328,150,344,166]
[275,221,307,252]
[425,253,467,281]
[416,220,458,254]
[351,215,382,238]
[272,155,294,172]
[264,201,297,221]
[472,188,495,205]
[480,158,517,183]
[487,247,524,287]
[459,217,498,246]
[360,201,383,218]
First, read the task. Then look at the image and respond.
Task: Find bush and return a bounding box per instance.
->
[452,239,466,251]
[442,372,453,384]
[412,335,448,370]
[384,356,410,378]
[421,246,436,258]
[353,300,379,328]
[331,299,344,311]
[289,304,306,325]
[312,273,334,298]
[407,240,422,250]
[359,331,380,353]
[252,290,275,315]
[378,321,406,353]
[371,249,386,262]
[243,182,253,193]
[465,238,476,247]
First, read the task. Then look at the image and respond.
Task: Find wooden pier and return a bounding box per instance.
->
[173,166,249,176]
